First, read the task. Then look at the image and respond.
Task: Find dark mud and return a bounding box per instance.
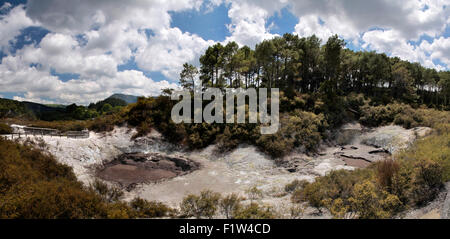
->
[97,152,200,188]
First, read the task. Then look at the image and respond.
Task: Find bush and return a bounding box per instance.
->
[130,197,171,218]
[0,138,173,218]
[233,203,276,219]
[292,124,449,218]
[256,111,327,157]
[376,159,400,192]
[90,180,124,203]
[295,169,373,208]
[289,204,305,219]
[106,202,134,219]
[246,186,263,202]
[389,164,413,205]
[1,179,107,219]
[284,179,308,193]
[325,198,349,219]
[412,159,444,205]
[396,123,449,182]
[359,103,407,127]
[0,123,11,134]
[180,190,221,218]
[348,180,402,219]
[219,193,242,219]
[360,103,450,129]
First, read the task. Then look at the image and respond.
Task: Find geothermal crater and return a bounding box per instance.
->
[97,152,200,187]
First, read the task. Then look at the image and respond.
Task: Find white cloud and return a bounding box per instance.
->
[0,53,179,104]
[291,0,449,41]
[0,0,449,105]
[25,0,203,34]
[362,29,448,70]
[224,0,284,47]
[288,0,449,69]
[419,37,450,66]
[135,27,215,80]
[294,15,333,42]
[0,0,205,104]
[0,4,34,52]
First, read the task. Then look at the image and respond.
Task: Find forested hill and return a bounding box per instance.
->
[0,94,138,121]
[0,98,53,119]
[180,34,449,108]
[107,94,139,104]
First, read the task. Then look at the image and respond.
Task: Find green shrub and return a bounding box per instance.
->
[348,180,402,219]
[0,123,11,134]
[0,138,173,219]
[130,197,171,218]
[90,180,124,203]
[233,202,276,219]
[360,103,450,129]
[257,111,327,157]
[284,179,308,193]
[411,159,444,205]
[245,186,263,201]
[180,190,221,218]
[359,103,406,127]
[219,193,242,219]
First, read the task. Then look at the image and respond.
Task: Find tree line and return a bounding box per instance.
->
[180,34,450,108]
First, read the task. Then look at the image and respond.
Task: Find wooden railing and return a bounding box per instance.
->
[1,126,89,139]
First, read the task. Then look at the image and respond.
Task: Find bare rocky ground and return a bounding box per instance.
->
[9,123,442,218]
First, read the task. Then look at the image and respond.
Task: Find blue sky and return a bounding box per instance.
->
[0,0,449,104]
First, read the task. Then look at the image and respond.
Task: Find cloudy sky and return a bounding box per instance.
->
[0,0,449,105]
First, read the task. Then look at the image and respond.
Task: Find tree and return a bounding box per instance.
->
[391,63,418,103]
[438,71,450,106]
[200,43,224,88]
[255,39,276,88]
[222,42,239,88]
[323,34,345,94]
[100,103,113,114]
[180,63,198,91]
[237,46,257,88]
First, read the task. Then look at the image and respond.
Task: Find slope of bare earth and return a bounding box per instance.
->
[7,123,435,218]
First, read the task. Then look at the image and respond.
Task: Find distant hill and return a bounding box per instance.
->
[88,97,127,112]
[107,94,139,104]
[0,93,141,121]
[0,98,35,119]
[0,98,73,120]
[0,98,93,121]
[22,101,66,115]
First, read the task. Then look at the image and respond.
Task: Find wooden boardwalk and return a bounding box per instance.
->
[1,125,90,140]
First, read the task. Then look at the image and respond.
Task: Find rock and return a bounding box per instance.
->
[312,158,354,176]
[413,127,433,138]
[360,125,431,153]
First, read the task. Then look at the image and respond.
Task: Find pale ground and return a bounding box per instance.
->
[6,123,442,218]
